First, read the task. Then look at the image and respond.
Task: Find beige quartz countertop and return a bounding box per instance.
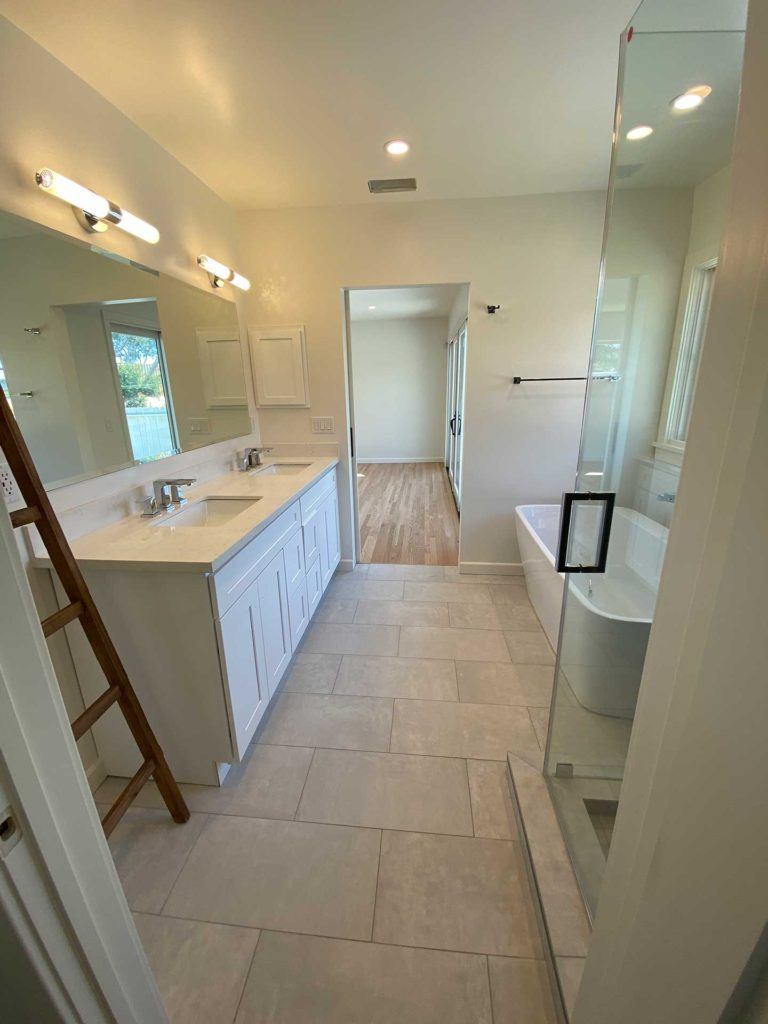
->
[38,458,339,574]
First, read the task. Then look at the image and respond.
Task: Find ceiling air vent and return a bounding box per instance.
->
[368,178,417,194]
[615,163,642,179]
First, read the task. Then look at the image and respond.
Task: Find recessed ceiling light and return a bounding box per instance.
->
[672,84,711,111]
[384,140,410,156]
[368,305,376,310]
[626,125,654,140]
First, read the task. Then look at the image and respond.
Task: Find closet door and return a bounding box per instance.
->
[453,324,467,506]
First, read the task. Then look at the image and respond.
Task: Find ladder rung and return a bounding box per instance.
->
[72,683,121,740]
[10,506,41,528]
[101,758,156,838]
[41,601,84,637]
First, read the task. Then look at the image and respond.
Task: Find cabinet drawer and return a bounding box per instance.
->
[211,502,300,616]
[306,555,323,615]
[283,528,306,590]
[300,468,337,523]
[287,577,310,649]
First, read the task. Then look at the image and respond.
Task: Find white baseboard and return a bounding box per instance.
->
[356,457,445,464]
[338,559,355,573]
[459,561,523,576]
[85,756,108,794]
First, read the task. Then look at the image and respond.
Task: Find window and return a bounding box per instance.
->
[659,259,716,451]
[0,357,11,412]
[108,324,179,463]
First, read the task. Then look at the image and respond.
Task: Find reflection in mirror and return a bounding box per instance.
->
[0,211,250,488]
[544,15,745,920]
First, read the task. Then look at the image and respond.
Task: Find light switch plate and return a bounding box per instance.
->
[311,416,334,434]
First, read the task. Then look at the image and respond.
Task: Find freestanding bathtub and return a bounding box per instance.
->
[515,504,668,718]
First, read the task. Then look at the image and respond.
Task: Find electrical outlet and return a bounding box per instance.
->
[0,462,21,505]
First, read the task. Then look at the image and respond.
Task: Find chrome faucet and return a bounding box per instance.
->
[141,477,197,516]
[238,446,273,471]
[168,478,196,505]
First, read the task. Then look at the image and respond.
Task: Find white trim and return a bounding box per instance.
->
[656,250,718,454]
[0,508,166,1022]
[459,560,523,576]
[337,558,356,573]
[355,456,445,464]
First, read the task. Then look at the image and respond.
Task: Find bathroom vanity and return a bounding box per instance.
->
[47,458,340,784]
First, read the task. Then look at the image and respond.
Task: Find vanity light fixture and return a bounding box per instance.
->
[35,168,160,244]
[626,124,654,140]
[384,139,410,156]
[671,84,712,111]
[197,254,251,291]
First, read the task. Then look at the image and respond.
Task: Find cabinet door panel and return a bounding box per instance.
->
[287,578,310,649]
[217,582,268,759]
[306,556,323,615]
[256,549,292,696]
[322,490,341,587]
[303,507,321,566]
[283,528,305,590]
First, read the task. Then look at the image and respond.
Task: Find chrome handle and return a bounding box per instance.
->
[140,496,160,517]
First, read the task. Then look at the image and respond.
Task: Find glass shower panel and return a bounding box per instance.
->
[544,9,745,919]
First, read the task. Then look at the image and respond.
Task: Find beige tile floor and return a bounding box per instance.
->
[96,564,559,1024]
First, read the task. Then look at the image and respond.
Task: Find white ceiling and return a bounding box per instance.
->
[0,0,640,210]
[617,30,744,189]
[349,284,462,322]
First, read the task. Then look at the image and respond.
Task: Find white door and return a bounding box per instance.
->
[256,549,292,696]
[217,579,269,758]
[446,322,467,510]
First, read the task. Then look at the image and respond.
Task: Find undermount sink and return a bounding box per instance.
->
[155,496,261,528]
[252,462,312,476]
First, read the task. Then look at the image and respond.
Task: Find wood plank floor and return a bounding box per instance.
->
[357,462,459,565]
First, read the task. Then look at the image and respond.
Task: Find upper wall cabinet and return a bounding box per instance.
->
[196,327,248,408]
[248,324,310,407]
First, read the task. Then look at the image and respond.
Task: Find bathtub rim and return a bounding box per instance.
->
[514,503,662,626]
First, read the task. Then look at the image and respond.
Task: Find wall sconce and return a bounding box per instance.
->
[35,168,160,244]
[197,254,251,291]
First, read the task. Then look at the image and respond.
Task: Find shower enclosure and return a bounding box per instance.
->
[544,0,747,921]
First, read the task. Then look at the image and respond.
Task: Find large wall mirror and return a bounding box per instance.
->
[0,210,251,489]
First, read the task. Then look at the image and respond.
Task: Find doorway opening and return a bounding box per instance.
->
[345,283,469,566]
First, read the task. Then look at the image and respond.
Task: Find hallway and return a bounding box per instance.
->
[96,564,561,1023]
[357,462,459,566]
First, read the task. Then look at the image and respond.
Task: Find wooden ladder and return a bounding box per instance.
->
[0,386,189,837]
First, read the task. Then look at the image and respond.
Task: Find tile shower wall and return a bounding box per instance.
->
[633,458,680,528]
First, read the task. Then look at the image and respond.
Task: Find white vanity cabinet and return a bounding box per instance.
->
[70,466,340,785]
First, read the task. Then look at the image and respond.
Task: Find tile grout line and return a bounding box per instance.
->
[156,813,213,916]
[148,911,541,962]
[231,926,263,1023]
[330,654,344,694]
[292,747,317,821]
[369,828,384,942]
[464,758,477,838]
[486,954,497,1024]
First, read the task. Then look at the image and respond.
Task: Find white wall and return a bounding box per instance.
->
[351,316,448,462]
[240,192,605,570]
[0,15,260,784]
[597,187,694,506]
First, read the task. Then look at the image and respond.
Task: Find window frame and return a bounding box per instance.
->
[102,312,181,465]
[655,251,718,466]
